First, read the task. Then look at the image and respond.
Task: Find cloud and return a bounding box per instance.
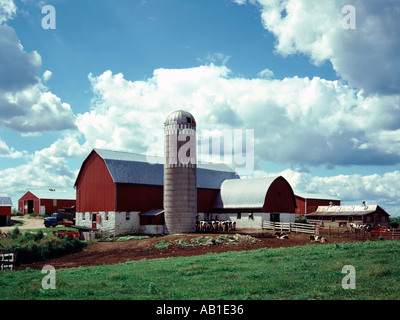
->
[257,68,274,79]
[0,0,17,24]
[42,70,52,82]
[237,0,400,95]
[0,82,77,133]
[0,25,76,134]
[0,137,25,158]
[79,65,400,169]
[0,24,41,92]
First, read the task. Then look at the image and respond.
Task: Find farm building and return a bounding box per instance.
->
[0,193,12,226]
[305,204,390,228]
[294,192,341,216]
[74,148,240,235]
[210,176,297,229]
[18,190,76,215]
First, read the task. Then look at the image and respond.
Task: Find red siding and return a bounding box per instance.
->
[116,184,163,212]
[39,199,76,215]
[197,189,219,213]
[263,177,296,213]
[295,197,341,216]
[75,152,115,212]
[0,207,11,216]
[140,214,164,225]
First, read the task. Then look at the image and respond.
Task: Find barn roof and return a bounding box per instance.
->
[0,193,12,207]
[305,204,389,217]
[294,192,341,201]
[213,176,295,210]
[24,190,76,200]
[76,148,240,190]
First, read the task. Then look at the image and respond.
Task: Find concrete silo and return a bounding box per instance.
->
[164,110,197,234]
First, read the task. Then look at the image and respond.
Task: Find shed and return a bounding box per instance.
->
[18,190,76,215]
[305,204,390,227]
[0,193,12,226]
[294,192,341,216]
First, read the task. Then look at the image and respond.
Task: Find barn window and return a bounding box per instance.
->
[248,213,254,220]
[237,213,241,220]
[105,212,109,220]
[348,216,353,222]
[126,212,130,220]
[53,199,57,206]
[82,212,85,220]
[148,217,152,224]
[271,213,280,222]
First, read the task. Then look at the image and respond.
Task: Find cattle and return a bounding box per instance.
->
[275,232,288,239]
[309,234,327,243]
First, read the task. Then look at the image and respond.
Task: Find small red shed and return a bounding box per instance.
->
[18,190,76,215]
[0,193,12,226]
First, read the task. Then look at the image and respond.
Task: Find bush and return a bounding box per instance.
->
[1,231,87,265]
[9,227,21,239]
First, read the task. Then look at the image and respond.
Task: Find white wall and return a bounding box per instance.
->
[205,212,295,230]
[76,211,141,236]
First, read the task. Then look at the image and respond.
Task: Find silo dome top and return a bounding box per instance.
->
[165,109,196,126]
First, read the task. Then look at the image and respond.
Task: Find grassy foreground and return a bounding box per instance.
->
[1,240,399,300]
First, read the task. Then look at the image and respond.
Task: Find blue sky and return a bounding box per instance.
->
[1,0,400,215]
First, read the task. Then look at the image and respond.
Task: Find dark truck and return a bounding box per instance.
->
[44,206,75,228]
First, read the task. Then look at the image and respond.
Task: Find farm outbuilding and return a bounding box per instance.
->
[18,190,76,215]
[74,148,240,235]
[0,193,12,226]
[294,192,341,216]
[210,176,297,229]
[305,204,390,228]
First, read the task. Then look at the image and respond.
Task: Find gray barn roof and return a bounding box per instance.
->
[0,193,12,207]
[79,148,240,190]
[294,192,341,201]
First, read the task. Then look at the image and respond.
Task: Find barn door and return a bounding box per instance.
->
[92,213,97,228]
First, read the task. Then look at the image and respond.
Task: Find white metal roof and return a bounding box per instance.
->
[28,190,76,200]
[214,176,280,210]
[305,204,388,217]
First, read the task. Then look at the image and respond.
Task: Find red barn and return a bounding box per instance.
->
[0,193,12,226]
[294,192,341,216]
[74,148,240,235]
[212,176,297,229]
[18,190,76,215]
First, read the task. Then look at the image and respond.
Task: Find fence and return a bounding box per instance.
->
[320,226,400,240]
[262,221,316,234]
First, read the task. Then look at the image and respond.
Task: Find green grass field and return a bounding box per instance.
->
[1,240,399,300]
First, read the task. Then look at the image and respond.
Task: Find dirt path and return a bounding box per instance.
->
[16,231,362,270]
[0,215,45,233]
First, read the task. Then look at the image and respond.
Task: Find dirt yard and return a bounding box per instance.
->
[16,231,363,270]
[0,215,46,233]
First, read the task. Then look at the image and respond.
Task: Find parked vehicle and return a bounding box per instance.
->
[44,206,75,228]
